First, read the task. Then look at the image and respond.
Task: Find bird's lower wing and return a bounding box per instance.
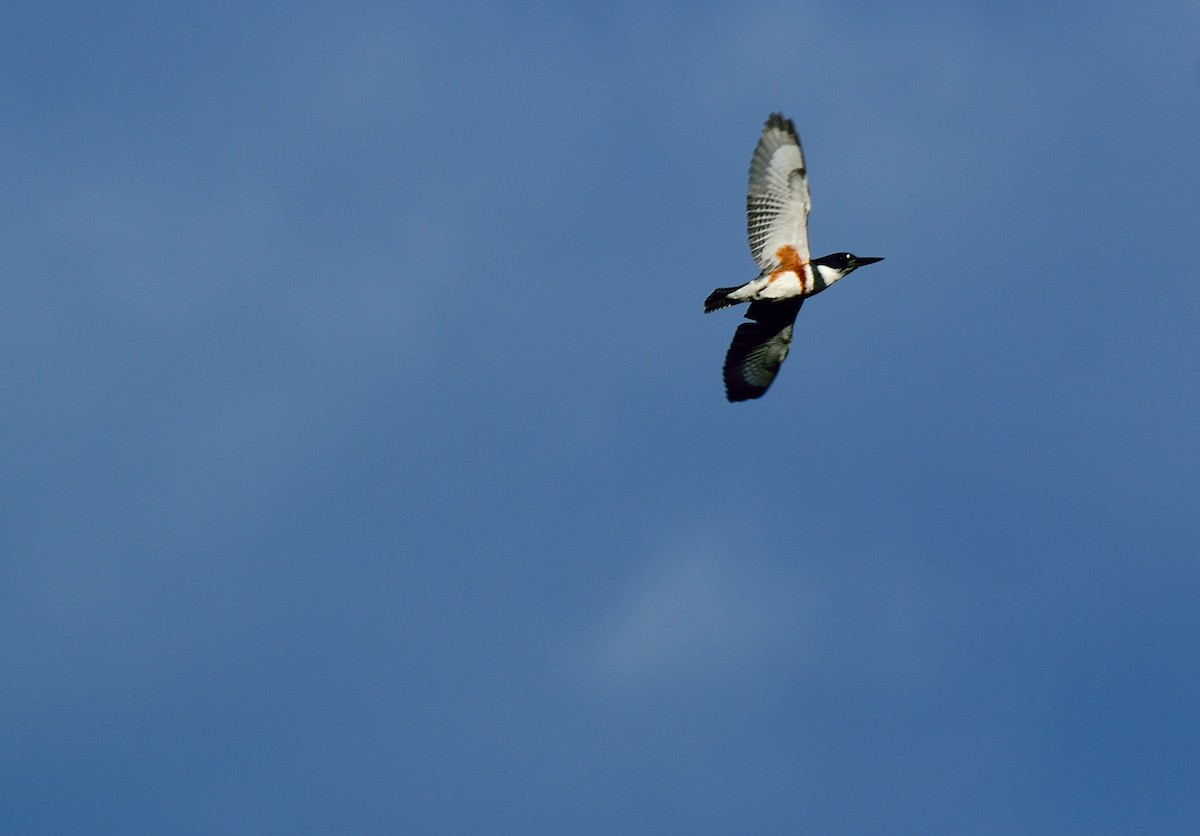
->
[723,298,804,402]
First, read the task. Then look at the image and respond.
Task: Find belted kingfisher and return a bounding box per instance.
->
[704,113,883,402]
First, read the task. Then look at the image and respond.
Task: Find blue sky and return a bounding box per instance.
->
[4,1,1199,832]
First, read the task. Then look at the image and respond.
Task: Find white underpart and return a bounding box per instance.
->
[728,263,816,303]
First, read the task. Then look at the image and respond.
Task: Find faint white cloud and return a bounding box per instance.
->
[580,531,975,696]
[585,544,808,687]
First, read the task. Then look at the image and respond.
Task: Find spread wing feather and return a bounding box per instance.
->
[722,298,804,402]
[746,113,811,272]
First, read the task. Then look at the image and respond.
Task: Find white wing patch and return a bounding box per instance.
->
[746,113,811,272]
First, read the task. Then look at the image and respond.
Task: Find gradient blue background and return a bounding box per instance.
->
[4,2,1199,832]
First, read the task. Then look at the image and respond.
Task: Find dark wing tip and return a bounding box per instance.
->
[722,322,779,402]
[764,112,797,138]
[720,299,803,403]
[725,376,769,402]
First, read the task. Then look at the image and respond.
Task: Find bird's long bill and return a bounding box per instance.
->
[855,256,884,266]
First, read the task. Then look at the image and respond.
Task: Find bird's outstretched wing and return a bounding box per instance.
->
[723,298,804,402]
[746,113,811,272]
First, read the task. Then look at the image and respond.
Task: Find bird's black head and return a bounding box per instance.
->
[813,252,884,275]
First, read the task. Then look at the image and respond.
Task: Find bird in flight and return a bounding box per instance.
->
[705,113,883,402]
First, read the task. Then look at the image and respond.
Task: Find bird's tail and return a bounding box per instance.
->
[704,286,742,313]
